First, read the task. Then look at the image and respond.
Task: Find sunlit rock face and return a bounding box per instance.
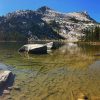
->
[0,6,99,41]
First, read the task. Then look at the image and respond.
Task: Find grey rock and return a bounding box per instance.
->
[13,86,21,91]
[3,89,10,95]
[8,87,13,90]
[0,71,12,84]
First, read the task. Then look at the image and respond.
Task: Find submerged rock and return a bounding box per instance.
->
[77,93,88,100]
[13,86,21,91]
[3,89,10,95]
[8,87,13,90]
[94,53,100,56]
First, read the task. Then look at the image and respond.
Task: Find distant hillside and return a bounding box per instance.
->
[0,6,99,41]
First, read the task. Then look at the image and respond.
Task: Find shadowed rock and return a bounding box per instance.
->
[94,53,100,56]
[0,70,15,96]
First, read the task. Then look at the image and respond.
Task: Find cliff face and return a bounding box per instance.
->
[0,6,99,41]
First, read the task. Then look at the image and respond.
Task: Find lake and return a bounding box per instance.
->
[0,42,100,100]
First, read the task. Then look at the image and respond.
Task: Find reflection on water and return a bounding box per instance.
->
[58,43,80,54]
[0,42,100,100]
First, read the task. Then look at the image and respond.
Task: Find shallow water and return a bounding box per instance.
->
[0,42,100,100]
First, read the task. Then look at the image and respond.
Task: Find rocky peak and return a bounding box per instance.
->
[83,11,88,15]
[37,6,53,13]
[80,11,89,16]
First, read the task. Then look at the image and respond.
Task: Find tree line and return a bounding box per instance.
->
[83,26,100,41]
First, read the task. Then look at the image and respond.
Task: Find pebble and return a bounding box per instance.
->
[3,90,10,95]
[78,93,88,100]
[13,86,21,91]
[8,87,13,90]
[7,96,12,100]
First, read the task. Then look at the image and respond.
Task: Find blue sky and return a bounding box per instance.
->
[0,0,100,22]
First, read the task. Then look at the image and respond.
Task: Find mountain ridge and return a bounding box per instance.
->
[0,6,99,41]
